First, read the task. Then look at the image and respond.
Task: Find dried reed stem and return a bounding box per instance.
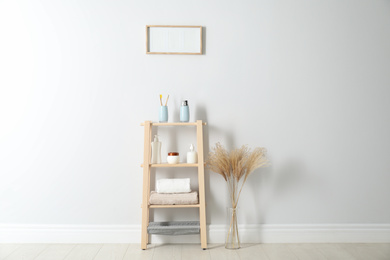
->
[206,142,269,209]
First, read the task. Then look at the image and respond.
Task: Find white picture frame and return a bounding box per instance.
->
[146,25,203,55]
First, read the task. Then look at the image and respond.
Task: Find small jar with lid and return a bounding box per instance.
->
[167,152,180,164]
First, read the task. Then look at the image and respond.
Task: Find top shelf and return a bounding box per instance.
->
[140,122,207,126]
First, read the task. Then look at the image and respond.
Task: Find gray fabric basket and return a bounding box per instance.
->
[147,221,200,236]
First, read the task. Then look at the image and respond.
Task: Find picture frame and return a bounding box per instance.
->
[146,25,203,55]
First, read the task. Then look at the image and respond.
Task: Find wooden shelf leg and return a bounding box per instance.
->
[197,120,208,249]
[141,121,152,249]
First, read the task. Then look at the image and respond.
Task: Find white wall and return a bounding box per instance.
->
[1,0,390,242]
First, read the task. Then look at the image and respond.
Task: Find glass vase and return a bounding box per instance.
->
[225,207,240,249]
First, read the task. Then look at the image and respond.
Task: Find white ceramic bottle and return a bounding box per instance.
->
[151,135,161,164]
[187,144,198,164]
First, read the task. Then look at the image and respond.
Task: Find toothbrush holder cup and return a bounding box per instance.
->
[159,106,168,122]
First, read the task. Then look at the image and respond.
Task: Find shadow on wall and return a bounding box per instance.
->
[194,105,214,224]
[244,166,271,221]
[246,159,309,220]
[271,160,308,197]
[240,159,309,242]
[195,106,313,231]
[197,106,239,224]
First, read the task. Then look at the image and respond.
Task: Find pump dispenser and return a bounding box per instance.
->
[187,144,198,163]
[180,100,189,122]
[151,135,162,164]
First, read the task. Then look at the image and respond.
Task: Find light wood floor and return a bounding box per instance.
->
[0,243,389,260]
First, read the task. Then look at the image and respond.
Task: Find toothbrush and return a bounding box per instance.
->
[160,94,163,106]
[165,95,169,106]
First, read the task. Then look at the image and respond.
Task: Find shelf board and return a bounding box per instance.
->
[140,122,206,126]
[149,204,200,208]
[141,163,201,168]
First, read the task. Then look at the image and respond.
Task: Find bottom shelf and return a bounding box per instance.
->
[147,221,200,236]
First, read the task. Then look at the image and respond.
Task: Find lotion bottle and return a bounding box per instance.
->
[187,144,198,164]
[180,100,189,122]
[151,135,162,164]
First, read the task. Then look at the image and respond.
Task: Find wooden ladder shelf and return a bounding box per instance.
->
[140,120,207,250]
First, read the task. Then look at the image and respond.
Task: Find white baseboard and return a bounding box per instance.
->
[1,224,389,243]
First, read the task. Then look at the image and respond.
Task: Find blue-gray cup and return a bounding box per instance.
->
[159,106,168,122]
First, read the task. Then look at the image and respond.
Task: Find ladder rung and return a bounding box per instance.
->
[149,204,200,208]
[141,163,204,168]
[141,122,207,126]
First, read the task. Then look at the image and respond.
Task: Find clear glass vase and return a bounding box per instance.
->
[225,207,240,249]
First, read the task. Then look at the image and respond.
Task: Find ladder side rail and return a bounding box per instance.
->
[141,121,152,249]
[196,120,208,249]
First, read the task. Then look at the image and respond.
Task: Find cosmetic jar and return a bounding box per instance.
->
[167,152,180,164]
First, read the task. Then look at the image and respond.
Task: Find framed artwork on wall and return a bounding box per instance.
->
[146,25,203,55]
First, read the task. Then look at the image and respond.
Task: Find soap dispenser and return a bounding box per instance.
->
[187,144,198,164]
[151,135,161,164]
[180,100,190,122]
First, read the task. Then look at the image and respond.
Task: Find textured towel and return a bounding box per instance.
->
[156,178,191,193]
[147,221,200,235]
[149,191,198,205]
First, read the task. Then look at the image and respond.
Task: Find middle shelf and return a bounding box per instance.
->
[149,204,200,208]
[141,163,204,168]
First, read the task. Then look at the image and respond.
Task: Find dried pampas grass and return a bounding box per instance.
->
[207,142,268,249]
[206,142,269,208]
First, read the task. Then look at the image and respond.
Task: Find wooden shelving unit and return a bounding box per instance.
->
[140,120,207,250]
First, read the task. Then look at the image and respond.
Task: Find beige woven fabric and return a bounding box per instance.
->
[149,191,198,205]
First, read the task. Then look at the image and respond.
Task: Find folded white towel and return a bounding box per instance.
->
[156,178,191,193]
